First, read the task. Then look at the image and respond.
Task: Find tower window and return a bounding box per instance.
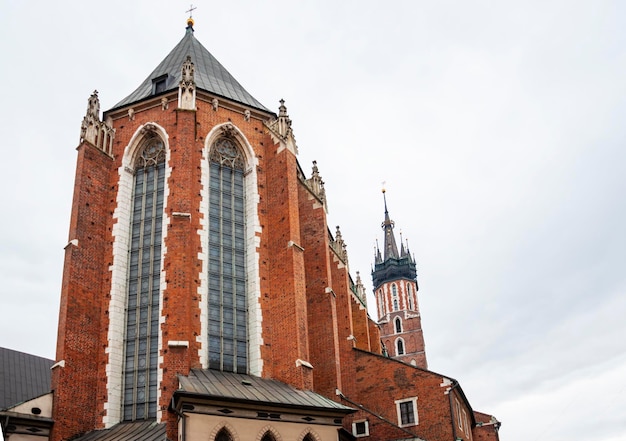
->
[392,283,398,311]
[395,397,418,427]
[395,317,402,333]
[396,338,405,355]
[407,283,413,310]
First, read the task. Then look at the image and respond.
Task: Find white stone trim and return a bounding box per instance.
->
[200,123,263,375]
[104,122,171,427]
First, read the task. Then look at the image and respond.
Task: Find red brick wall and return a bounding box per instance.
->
[51,141,114,441]
[298,184,343,397]
[342,349,456,441]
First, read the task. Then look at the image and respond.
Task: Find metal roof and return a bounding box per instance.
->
[178,369,353,413]
[0,347,53,409]
[111,25,270,113]
[71,421,167,441]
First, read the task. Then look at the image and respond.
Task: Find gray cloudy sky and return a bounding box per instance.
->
[1,1,625,440]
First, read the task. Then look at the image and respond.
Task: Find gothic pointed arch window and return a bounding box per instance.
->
[215,428,234,441]
[208,135,248,373]
[407,283,414,310]
[261,432,277,441]
[396,338,405,355]
[122,133,166,421]
[395,317,402,334]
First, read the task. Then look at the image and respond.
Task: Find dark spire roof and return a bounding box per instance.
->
[382,190,400,260]
[372,191,417,289]
[110,22,270,112]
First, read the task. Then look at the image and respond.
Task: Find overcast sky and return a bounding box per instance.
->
[1,1,625,440]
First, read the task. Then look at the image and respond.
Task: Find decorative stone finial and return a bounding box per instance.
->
[305,160,327,209]
[80,90,114,156]
[178,55,196,110]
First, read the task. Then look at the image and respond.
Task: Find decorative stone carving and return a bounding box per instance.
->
[161,97,169,110]
[244,109,251,121]
[79,90,115,156]
[135,124,165,168]
[128,108,135,121]
[354,272,367,306]
[264,99,298,154]
[219,123,237,139]
[212,98,219,111]
[305,160,327,208]
[209,137,244,170]
[331,225,348,266]
[178,55,196,110]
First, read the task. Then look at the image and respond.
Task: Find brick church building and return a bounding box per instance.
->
[1,17,501,441]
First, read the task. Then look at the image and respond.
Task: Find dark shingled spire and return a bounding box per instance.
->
[382,190,400,260]
[109,20,270,113]
[372,190,417,290]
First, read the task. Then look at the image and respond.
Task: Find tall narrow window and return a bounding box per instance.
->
[122,135,166,421]
[396,338,405,355]
[395,317,402,333]
[208,137,247,373]
[392,284,399,311]
[407,283,413,310]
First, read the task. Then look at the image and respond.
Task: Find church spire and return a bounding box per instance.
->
[381,189,400,261]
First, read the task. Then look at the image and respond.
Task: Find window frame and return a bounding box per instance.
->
[395,397,418,427]
[352,420,369,437]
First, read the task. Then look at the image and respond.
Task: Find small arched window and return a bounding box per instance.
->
[396,338,405,355]
[261,432,276,441]
[395,317,402,333]
[215,428,234,441]
[407,283,413,310]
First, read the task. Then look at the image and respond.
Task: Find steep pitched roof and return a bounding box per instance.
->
[0,347,53,409]
[177,369,353,413]
[111,24,270,113]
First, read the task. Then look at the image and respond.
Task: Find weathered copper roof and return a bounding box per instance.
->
[111,24,270,113]
[70,421,167,441]
[177,369,354,413]
[0,347,53,409]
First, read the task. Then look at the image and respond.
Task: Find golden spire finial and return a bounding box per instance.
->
[186,4,197,27]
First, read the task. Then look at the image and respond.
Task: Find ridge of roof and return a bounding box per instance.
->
[110,28,270,113]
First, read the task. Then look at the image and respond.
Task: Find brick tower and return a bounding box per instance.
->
[372,190,427,368]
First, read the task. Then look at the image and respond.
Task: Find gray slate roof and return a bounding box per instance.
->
[111,26,270,113]
[0,347,53,409]
[70,421,167,441]
[178,369,353,413]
